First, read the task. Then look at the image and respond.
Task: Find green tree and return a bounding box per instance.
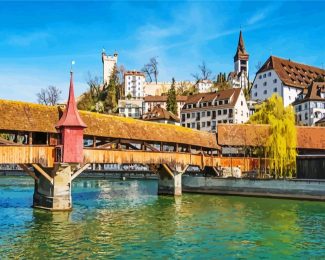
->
[103,65,119,113]
[166,78,178,115]
[249,94,297,178]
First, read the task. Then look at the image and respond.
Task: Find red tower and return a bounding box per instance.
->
[56,72,87,163]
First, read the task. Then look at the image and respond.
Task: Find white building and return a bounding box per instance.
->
[251,56,325,107]
[118,99,143,119]
[102,51,118,84]
[227,31,249,89]
[293,82,325,126]
[143,95,188,116]
[180,88,249,132]
[124,71,146,98]
[196,80,213,93]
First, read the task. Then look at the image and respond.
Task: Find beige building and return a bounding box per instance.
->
[144,81,193,96]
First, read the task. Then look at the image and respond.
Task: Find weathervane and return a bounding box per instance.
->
[71,60,75,73]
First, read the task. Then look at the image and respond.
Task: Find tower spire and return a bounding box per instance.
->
[56,71,86,128]
[234,30,249,62]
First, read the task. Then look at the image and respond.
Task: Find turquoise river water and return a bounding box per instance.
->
[1,176,325,259]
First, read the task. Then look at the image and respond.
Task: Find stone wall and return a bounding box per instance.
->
[182,176,325,201]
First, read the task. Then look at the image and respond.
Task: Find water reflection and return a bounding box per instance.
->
[1,177,325,259]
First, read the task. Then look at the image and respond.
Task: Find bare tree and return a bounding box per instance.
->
[141,64,153,82]
[150,57,159,84]
[255,61,262,72]
[141,57,159,83]
[37,86,62,106]
[191,61,212,82]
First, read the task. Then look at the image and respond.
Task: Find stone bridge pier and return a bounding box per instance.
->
[157,164,188,196]
[31,163,88,211]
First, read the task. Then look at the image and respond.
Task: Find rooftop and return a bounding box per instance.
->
[144,95,188,102]
[142,106,179,122]
[257,56,325,89]
[0,99,218,149]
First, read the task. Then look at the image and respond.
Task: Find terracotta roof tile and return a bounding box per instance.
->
[257,56,325,89]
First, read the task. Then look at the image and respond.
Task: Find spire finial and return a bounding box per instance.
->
[70,60,75,73]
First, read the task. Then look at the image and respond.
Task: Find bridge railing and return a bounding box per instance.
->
[0,145,55,167]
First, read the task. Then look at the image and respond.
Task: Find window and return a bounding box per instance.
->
[187,113,190,118]
[298,105,302,112]
[274,88,277,92]
[273,79,277,83]
[182,124,185,127]
[223,109,227,115]
[208,102,212,106]
[254,93,257,97]
[219,100,223,105]
[259,75,262,79]
[225,100,229,104]
[268,72,271,77]
[191,113,195,118]
[263,74,266,78]
[305,113,308,120]
[202,111,206,117]
[241,111,243,116]
[241,101,243,106]
[289,96,291,100]
[181,114,185,121]
[187,123,190,128]
[235,109,238,114]
[207,111,211,117]
[218,110,221,115]
[202,122,206,127]
[298,115,302,121]
[263,90,267,95]
[263,82,267,86]
[254,84,257,89]
[217,120,222,123]
[223,120,227,123]
[191,123,195,128]
[207,121,211,127]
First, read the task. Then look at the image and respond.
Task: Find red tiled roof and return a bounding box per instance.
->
[257,56,325,89]
[142,106,179,122]
[144,95,188,102]
[293,82,325,105]
[217,124,325,150]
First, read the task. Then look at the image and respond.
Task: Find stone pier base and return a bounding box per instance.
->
[33,163,75,211]
[157,164,182,196]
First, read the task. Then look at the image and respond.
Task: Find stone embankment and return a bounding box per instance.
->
[182,176,325,201]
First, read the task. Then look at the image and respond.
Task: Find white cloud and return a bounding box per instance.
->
[6,32,52,47]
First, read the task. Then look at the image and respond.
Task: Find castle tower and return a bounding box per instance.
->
[56,71,87,163]
[102,50,118,84]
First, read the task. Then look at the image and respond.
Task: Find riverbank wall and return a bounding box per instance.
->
[182,176,325,201]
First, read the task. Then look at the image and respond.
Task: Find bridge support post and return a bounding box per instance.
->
[33,163,76,211]
[157,164,185,196]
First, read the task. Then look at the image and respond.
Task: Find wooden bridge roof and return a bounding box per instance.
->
[217,124,325,150]
[0,99,218,149]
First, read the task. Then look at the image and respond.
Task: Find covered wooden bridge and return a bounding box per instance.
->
[0,73,220,211]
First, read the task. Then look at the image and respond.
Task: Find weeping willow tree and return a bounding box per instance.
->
[249,94,297,178]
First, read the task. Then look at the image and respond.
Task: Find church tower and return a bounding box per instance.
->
[234,30,249,75]
[233,31,249,88]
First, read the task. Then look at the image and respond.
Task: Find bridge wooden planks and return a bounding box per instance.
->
[83,149,219,168]
[0,146,55,167]
[0,145,219,168]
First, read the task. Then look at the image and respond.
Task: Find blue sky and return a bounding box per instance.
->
[0,0,324,102]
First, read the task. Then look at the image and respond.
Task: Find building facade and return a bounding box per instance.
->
[228,31,249,89]
[196,80,213,93]
[102,51,118,84]
[180,88,249,132]
[124,71,146,98]
[142,105,180,125]
[118,99,143,119]
[143,95,187,116]
[251,56,325,106]
[293,82,325,126]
